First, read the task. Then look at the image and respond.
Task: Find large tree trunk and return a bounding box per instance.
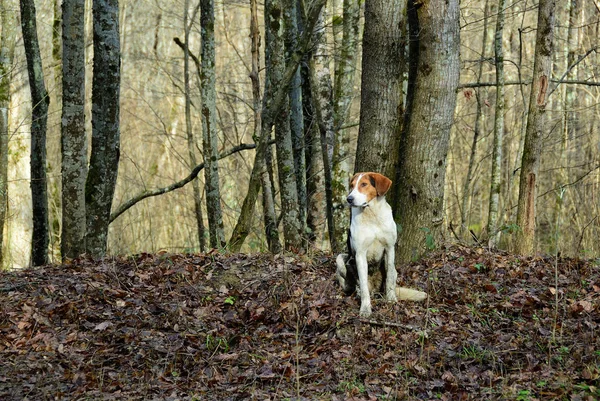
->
[395,0,460,263]
[514,0,556,255]
[85,0,120,256]
[0,0,16,266]
[228,0,325,252]
[267,0,302,250]
[20,0,50,266]
[487,0,506,248]
[183,0,206,252]
[331,0,360,248]
[200,0,225,248]
[355,0,406,182]
[61,0,87,259]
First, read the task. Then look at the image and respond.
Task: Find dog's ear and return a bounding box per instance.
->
[370,173,392,196]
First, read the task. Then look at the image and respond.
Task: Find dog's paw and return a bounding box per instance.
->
[386,290,398,303]
[359,304,372,317]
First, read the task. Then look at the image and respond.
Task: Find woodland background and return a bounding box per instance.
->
[0,0,599,268]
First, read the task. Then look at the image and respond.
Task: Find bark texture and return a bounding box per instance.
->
[331,0,360,247]
[21,0,50,266]
[200,0,225,248]
[267,0,302,250]
[85,0,120,256]
[0,0,16,266]
[61,0,87,259]
[487,0,505,248]
[515,0,556,255]
[395,0,460,262]
[355,0,406,181]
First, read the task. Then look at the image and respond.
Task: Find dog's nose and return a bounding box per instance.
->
[347,195,354,204]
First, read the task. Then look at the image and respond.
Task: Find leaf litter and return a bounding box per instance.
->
[0,246,599,400]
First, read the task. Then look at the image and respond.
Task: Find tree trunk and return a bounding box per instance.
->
[61,0,87,259]
[85,0,120,256]
[487,0,506,248]
[395,0,460,263]
[514,0,556,255]
[200,0,226,248]
[228,0,325,252]
[283,0,307,237]
[331,0,360,248]
[355,0,406,182]
[309,10,338,252]
[183,0,206,252]
[461,0,488,238]
[267,0,302,250]
[20,0,50,266]
[0,0,16,266]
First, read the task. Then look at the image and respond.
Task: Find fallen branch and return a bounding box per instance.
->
[109,143,257,223]
[357,318,424,332]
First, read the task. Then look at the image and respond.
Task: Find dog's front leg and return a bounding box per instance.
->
[385,247,398,302]
[355,252,372,317]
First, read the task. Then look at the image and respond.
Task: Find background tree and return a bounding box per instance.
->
[514,0,556,255]
[200,0,226,248]
[0,0,16,266]
[61,0,87,259]
[85,0,121,256]
[395,0,460,262]
[20,0,49,266]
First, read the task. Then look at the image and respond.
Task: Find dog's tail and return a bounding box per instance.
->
[396,287,427,301]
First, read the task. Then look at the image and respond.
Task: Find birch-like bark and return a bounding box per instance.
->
[21,0,50,266]
[487,0,506,248]
[85,0,120,256]
[355,0,406,183]
[228,0,325,252]
[331,0,359,248]
[515,0,556,255]
[396,0,460,263]
[267,0,302,250]
[200,0,226,248]
[283,0,307,236]
[61,0,87,259]
[0,0,16,266]
[183,0,206,252]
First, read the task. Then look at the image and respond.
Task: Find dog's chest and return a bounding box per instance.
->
[349,209,396,262]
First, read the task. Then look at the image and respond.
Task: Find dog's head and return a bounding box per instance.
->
[347,172,392,207]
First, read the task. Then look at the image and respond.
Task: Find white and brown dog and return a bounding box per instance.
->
[336,172,427,317]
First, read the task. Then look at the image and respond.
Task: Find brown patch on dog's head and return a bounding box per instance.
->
[349,172,392,204]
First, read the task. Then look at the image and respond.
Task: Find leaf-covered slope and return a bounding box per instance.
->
[0,248,599,400]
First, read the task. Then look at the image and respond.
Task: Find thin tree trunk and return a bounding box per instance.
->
[355,0,406,182]
[21,0,50,266]
[61,0,87,259]
[461,0,488,238]
[267,0,302,250]
[183,0,206,252]
[331,0,359,249]
[0,0,16,267]
[487,0,506,248]
[283,0,307,237]
[515,0,556,255]
[396,0,460,263]
[228,0,325,252]
[200,0,226,248]
[85,0,120,256]
[250,0,281,253]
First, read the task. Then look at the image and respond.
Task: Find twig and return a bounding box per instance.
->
[357,318,423,332]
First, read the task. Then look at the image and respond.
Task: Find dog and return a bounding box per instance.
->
[336,172,427,317]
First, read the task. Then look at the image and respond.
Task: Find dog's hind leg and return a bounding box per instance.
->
[336,254,354,294]
[384,247,398,302]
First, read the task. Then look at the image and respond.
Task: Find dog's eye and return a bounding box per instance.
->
[361,183,367,187]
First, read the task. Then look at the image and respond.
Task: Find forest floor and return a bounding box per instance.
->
[0,246,599,400]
